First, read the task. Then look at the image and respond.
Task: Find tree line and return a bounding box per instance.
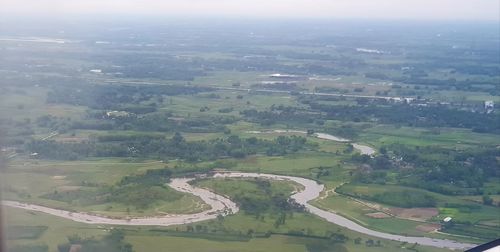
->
[26,133,311,161]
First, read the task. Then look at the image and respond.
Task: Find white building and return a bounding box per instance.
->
[485,101,494,113]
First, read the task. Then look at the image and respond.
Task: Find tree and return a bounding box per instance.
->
[354,237,362,244]
[482,195,493,205]
[247,229,254,236]
[172,132,185,145]
[365,239,374,247]
[379,147,387,155]
[122,243,133,252]
[344,144,354,153]
[67,234,82,244]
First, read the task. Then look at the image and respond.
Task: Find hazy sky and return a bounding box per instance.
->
[1,0,499,21]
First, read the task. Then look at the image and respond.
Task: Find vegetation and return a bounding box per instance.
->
[6,226,48,240]
[57,230,133,252]
[1,19,499,252]
[39,168,185,209]
[337,187,437,208]
[351,145,500,196]
[26,133,311,161]
[195,179,305,219]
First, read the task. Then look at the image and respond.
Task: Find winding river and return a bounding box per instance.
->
[3,172,475,250]
[246,130,376,156]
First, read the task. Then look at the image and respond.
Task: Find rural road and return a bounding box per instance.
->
[3,172,475,250]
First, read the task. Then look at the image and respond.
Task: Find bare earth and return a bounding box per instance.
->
[416,224,442,233]
[389,208,439,222]
[366,212,391,219]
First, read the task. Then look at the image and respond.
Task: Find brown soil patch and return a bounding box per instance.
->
[366,212,391,219]
[416,223,441,233]
[243,156,258,164]
[389,208,438,221]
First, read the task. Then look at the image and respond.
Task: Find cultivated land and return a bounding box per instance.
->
[1,20,499,252]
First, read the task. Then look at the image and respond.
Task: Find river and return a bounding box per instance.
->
[3,172,475,250]
[245,130,376,155]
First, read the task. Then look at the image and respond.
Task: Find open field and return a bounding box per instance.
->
[1,159,209,217]
[317,183,500,243]
[335,184,500,224]
[359,125,500,149]
[4,206,452,252]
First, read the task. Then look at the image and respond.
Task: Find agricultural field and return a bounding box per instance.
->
[315,184,499,242]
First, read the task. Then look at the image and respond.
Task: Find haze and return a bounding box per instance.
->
[1,0,499,21]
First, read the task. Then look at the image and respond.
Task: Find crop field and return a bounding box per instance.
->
[322,183,500,243]
[359,125,500,149]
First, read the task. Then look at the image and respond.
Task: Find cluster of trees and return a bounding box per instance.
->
[46,84,213,110]
[351,154,392,171]
[241,106,316,126]
[309,103,500,134]
[398,77,499,95]
[230,180,305,217]
[352,145,500,196]
[366,68,500,95]
[36,112,235,134]
[27,133,311,161]
[106,112,234,133]
[57,231,133,252]
[242,99,500,136]
[393,145,499,195]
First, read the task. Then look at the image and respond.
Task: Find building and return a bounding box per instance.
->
[269,73,307,81]
[485,101,494,113]
[106,110,129,118]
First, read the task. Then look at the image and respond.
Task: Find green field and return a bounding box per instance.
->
[1,159,209,217]
[316,183,500,243]
[4,207,451,252]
